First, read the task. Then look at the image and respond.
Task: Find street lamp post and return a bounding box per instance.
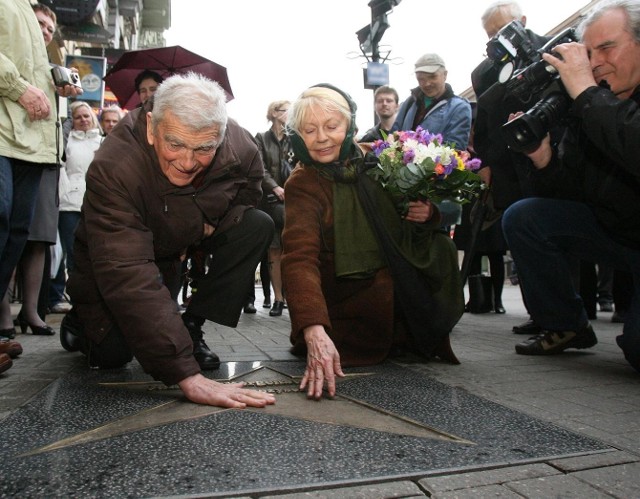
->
[356,0,401,122]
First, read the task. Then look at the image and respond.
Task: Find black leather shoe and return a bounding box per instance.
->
[262,299,271,308]
[182,315,221,370]
[512,319,541,335]
[60,310,82,352]
[269,301,284,317]
[191,334,220,370]
[494,303,506,314]
[17,311,55,336]
[243,302,257,314]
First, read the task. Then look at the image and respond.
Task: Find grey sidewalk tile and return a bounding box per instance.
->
[596,431,640,454]
[419,464,559,493]
[548,450,639,472]
[434,484,524,498]
[505,474,613,498]
[574,411,640,435]
[573,462,640,497]
[259,481,425,498]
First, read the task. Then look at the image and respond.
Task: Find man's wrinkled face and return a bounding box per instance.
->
[583,8,640,100]
[416,69,447,99]
[484,12,520,38]
[146,111,219,186]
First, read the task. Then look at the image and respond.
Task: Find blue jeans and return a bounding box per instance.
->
[503,198,640,372]
[0,156,43,297]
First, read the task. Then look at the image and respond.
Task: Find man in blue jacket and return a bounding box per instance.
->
[503,0,640,373]
[393,53,471,149]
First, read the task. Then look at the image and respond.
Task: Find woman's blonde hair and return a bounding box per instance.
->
[286,86,352,136]
[70,101,100,130]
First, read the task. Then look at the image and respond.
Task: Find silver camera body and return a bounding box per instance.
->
[51,65,81,88]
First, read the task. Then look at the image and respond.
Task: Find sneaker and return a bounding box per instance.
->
[515,324,597,355]
[599,301,614,313]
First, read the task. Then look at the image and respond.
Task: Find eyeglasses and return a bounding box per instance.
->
[275,108,289,113]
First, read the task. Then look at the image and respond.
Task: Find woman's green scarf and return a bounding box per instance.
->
[308,150,385,279]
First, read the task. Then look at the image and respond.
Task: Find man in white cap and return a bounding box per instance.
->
[393,52,471,149]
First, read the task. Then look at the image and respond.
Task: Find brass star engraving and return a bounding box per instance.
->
[20,365,473,457]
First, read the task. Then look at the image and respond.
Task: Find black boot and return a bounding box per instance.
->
[182,314,220,370]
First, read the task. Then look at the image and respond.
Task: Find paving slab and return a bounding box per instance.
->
[505,474,613,498]
[0,360,611,498]
[1,283,639,497]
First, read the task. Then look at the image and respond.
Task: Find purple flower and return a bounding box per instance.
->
[403,149,415,164]
[372,140,390,156]
[443,157,456,175]
[466,158,482,171]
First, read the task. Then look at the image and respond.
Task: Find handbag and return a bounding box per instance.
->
[467,274,494,314]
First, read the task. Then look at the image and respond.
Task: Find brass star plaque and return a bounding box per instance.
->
[21,365,472,457]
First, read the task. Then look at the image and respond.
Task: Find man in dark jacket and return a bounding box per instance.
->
[503,0,640,374]
[60,73,276,408]
[358,85,399,143]
[470,1,550,334]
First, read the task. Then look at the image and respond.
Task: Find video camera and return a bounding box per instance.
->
[501,28,577,152]
[50,65,81,88]
[485,20,539,84]
[485,20,577,152]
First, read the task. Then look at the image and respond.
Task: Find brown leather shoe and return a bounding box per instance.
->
[0,353,12,374]
[0,338,22,358]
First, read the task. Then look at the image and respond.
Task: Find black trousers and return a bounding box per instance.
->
[186,208,274,326]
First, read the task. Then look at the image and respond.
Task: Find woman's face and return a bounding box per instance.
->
[299,104,348,163]
[72,106,94,132]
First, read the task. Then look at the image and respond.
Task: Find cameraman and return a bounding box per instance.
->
[502,0,640,373]
[470,1,549,331]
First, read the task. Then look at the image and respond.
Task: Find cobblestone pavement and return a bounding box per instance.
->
[1,283,639,498]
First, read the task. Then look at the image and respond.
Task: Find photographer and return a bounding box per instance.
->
[502,0,640,373]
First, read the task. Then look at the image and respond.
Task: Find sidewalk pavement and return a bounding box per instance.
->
[1,283,639,498]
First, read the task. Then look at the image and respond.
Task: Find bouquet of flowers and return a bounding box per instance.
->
[368,127,483,212]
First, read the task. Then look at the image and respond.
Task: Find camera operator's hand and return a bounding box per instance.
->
[19,84,52,121]
[542,42,597,100]
[508,112,553,169]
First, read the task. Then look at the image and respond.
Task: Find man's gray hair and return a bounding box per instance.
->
[481,1,523,28]
[577,0,640,43]
[151,72,228,139]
